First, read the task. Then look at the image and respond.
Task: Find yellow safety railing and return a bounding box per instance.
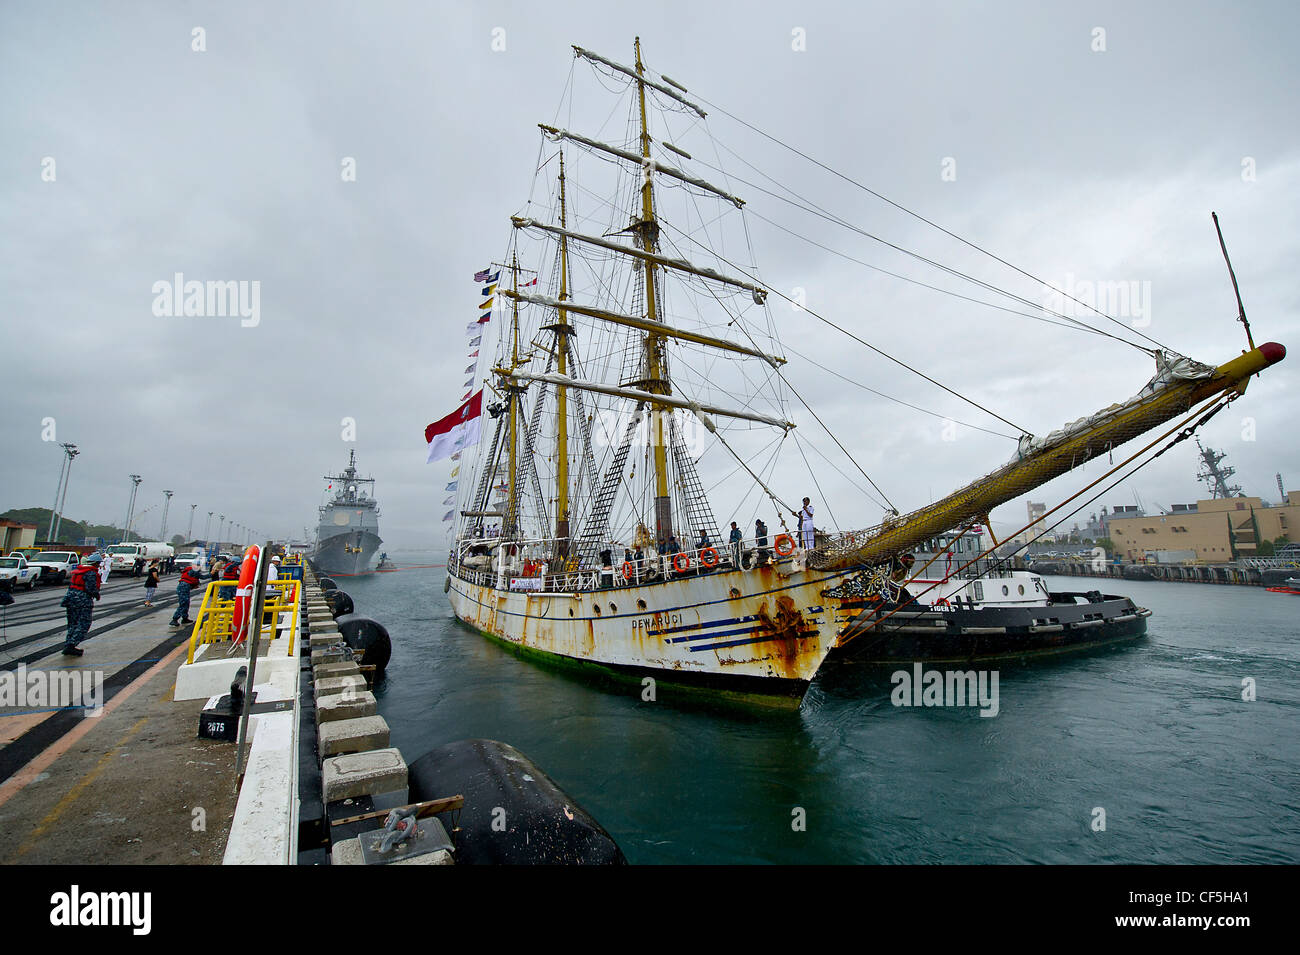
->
[185,578,301,664]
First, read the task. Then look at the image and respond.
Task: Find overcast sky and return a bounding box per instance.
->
[2,0,1296,551]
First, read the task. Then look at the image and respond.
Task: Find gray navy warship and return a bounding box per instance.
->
[313,450,382,576]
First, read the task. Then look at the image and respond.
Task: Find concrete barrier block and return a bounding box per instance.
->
[322,747,407,803]
[331,837,454,866]
[315,674,366,698]
[310,633,344,647]
[313,661,361,681]
[318,715,390,761]
[310,646,350,667]
[316,690,377,726]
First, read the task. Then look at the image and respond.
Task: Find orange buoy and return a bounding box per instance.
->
[671,552,691,574]
[699,546,719,569]
[774,534,795,557]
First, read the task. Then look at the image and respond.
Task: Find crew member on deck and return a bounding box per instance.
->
[729,521,743,567]
[754,518,769,565]
[796,497,815,550]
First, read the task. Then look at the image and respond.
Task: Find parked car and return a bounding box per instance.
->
[174,552,202,570]
[27,551,82,584]
[0,555,41,591]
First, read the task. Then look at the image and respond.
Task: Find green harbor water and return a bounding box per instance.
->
[336,557,1299,864]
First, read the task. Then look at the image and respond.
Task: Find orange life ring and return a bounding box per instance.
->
[699,547,719,568]
[622,561,635,580]
[774,534,795,557]
[935,597,951,609]
[671,552,691,574]
[232,544,260,644]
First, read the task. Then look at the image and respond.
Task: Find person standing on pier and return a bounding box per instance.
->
[170,563,203,628]
[97,549,112,587]
[143,562,160,607]
[796,498,816,551]
[61,553,103,657]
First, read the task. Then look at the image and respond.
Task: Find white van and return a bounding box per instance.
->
[106,542,175,575]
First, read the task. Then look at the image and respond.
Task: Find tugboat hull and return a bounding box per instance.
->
[835,592,1149,663]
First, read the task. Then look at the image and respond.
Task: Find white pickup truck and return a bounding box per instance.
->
[27,551,83,585]
[0,555,42,591]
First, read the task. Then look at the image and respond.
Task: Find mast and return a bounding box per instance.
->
[555,152,571,556]
[633,36,673,548]
[505,253,521,538]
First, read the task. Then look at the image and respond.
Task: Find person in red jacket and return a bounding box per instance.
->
[61,553,103,656]
[169,564,203,627]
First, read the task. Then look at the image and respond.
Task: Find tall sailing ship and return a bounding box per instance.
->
[314,450,383,576]
[439,39,1285,698]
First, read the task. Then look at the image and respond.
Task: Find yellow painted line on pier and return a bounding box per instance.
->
[10,717,149,860]
[0,641,189,814]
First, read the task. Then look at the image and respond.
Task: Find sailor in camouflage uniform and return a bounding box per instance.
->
[61,552,103,657]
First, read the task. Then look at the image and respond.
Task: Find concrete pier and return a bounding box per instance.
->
[0,571,239,863]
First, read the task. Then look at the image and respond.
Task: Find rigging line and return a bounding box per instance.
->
[695,137,1135,343]
[795,427,893,508]
[652,222,1017,440]
[986,399,1234,574]
[690,91,1173,353]
[791,430,841,529]
[781,341,1018,439]
[657,216,1031,436]
[697,157,1148,350]
[747,208,1117,339]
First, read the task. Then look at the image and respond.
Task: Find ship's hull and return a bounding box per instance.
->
[313,529,383,576]
[834,593,1149,663]
[447,562,857,697]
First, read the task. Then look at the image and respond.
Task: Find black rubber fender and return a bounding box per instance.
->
[444,575,451,594]
[408,739,626,865]
[319,576,338,592]
[333,613,391,674]
[325,589,354,618]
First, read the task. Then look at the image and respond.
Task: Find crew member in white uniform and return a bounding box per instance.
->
[797,497,815,551]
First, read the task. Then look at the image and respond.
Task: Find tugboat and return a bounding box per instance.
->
[434,39,1284,701]
[313,450,382,577]
[832,529,1151,663]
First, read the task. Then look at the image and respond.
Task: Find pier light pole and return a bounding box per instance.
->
[218,515,225,544]
[48,443,79,542]
[204,511,213,542]
[53,444,79,542]
[160,490,174,541]
[48,448,69,540]
[187,504,197,541]
[124,475,142,543]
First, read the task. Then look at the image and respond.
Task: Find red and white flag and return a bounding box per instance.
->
[425,389,484,463]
